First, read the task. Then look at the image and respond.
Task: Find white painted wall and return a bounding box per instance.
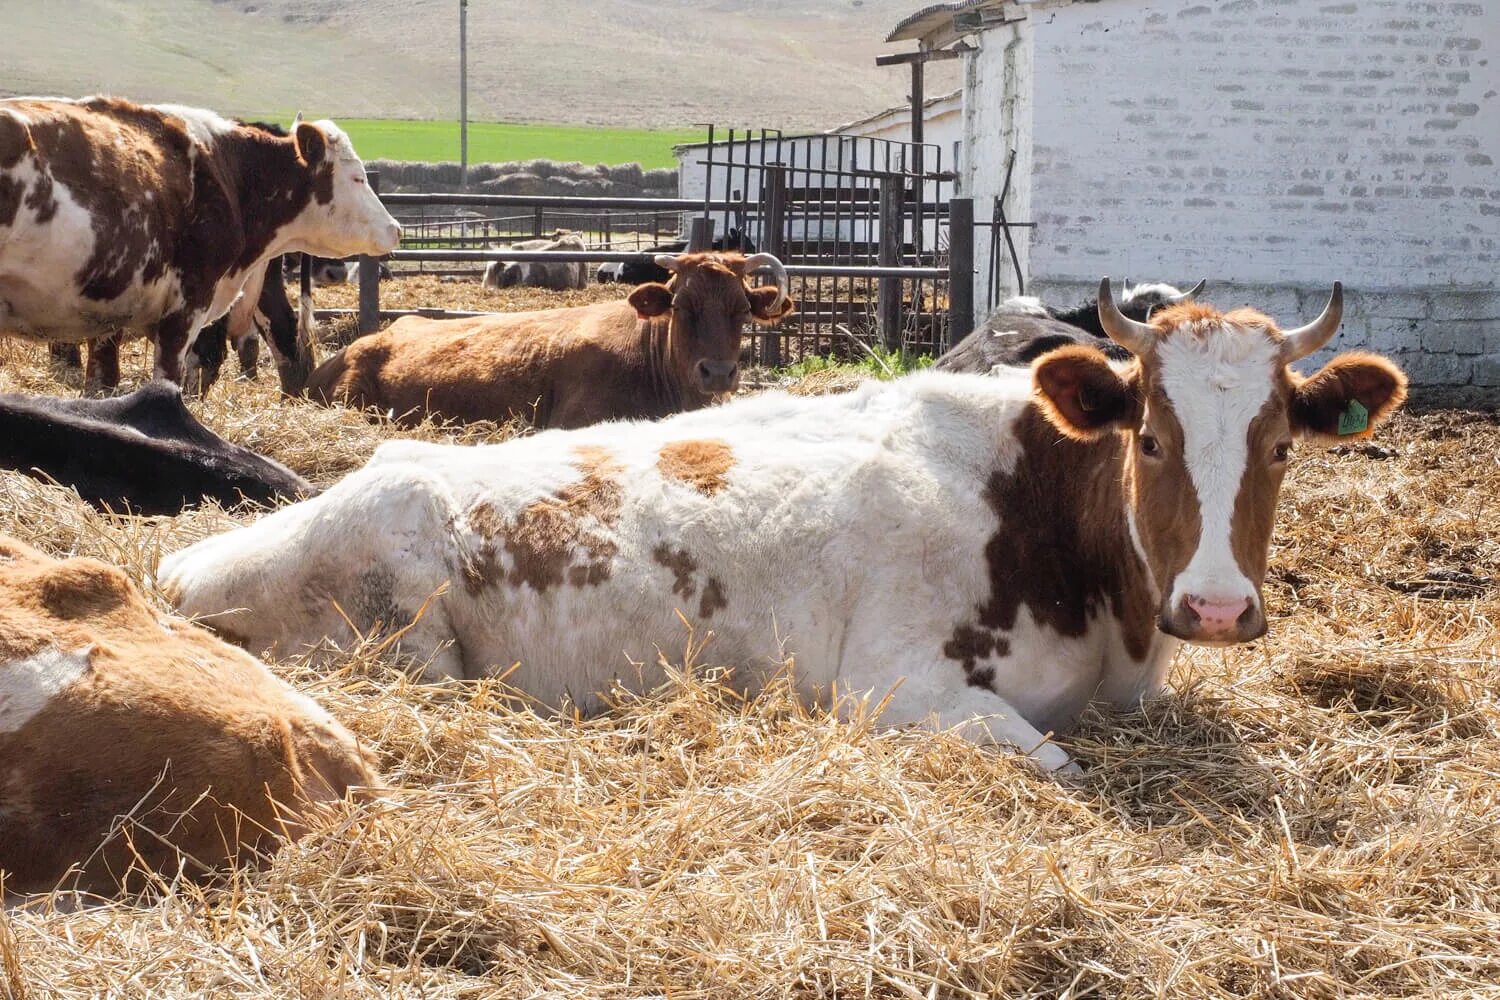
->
[958,0,1500,401]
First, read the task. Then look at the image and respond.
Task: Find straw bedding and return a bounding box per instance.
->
[0,323,1496,999]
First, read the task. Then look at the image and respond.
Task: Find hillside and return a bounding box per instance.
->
[0,0,956,131]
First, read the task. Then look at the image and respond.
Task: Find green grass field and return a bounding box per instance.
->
[293,119,704,168]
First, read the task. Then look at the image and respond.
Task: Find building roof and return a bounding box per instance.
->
[886,1,999,43]
[886,0,1044,48]
[830,89,962,135]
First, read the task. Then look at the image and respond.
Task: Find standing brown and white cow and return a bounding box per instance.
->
[0,97,400,392]
[162,279,1406,773]
[307,251,794,429]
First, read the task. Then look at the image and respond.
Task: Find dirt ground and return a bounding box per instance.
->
[0,312,1497,998]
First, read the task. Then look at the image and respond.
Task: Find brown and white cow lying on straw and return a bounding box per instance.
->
[305,251,794,429]
[0,537,376,898]
[161,279,1405,772]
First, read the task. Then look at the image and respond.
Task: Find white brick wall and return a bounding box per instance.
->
[963,0,1500,403]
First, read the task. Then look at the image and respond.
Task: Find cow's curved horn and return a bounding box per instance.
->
[1169,278,1207,302]
[1098,277,1157,354]
[1278,282,1343,361]
[741,252,789,311]
[654,254,681,273]
[292,111,304,127]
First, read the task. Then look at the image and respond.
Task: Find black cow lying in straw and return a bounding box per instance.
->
[938,279,1205,373]
[0,382,313,514]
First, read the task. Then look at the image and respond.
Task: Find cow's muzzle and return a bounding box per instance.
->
[1159,594,1266,645]
[696,359,739,394]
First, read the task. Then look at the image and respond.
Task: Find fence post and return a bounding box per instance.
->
[532,206,545,238]
[947,196,975,350]
[357,169,382,335]
[760,167,788,367]
[688,216,715,252]
[877,176,903,352]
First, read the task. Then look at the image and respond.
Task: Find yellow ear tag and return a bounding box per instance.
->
[1337,399,1369,436]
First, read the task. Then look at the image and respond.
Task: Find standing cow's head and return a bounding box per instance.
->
[626,252,795,395]
[284,117,401,259]
[1031,278,1406,645]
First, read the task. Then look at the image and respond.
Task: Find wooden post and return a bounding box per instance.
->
[688,216,715,252]
[910,59,925,188]
[947,196,975,349]
[760,167,788,367]
[877,176,903,352]
[532,206,544,238]
[357,170,383,335]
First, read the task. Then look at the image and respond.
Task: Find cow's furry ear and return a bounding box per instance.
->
[1032,346,1141,440]
[1291,351,1407,440]
[747,287,795,323]
[294,122,327,167]
[628,283,673,318]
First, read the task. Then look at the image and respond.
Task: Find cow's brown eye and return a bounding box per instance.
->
[1140,434,1161,458]
[1273,442,1292,462]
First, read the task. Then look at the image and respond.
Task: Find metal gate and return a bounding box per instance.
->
[682,127,965,363]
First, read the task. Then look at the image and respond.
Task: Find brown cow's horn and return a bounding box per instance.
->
[1097,277,1157,354]
[741,252,789,311]
[1279,282,1343,361]
[654,254,681,273]
[1169,278,1207,302]
[292,111,304,127]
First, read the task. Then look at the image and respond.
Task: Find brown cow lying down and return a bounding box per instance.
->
[305,251,795,429]
[0,537,377,899]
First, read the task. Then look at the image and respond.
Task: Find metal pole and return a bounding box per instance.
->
[947,196,975,349]
[878,176,903,352]
[459,0,469,190]
[358,170,383,334]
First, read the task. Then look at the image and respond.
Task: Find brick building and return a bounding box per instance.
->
[888,0,1499,404]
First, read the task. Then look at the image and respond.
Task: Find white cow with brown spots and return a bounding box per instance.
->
[160,280,1406,772]
[0,537,377,899]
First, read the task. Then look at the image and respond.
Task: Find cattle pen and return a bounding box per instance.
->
[329,130,977,366]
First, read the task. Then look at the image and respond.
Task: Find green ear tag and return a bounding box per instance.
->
[1337,398,1369,436]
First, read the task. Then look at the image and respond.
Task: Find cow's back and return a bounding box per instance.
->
[0,536,376,895]
[308,303,640,427]
[0,99,200,336]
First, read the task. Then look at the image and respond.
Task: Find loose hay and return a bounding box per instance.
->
[0,328,1497,998]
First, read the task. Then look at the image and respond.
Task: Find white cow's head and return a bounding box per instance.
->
[286,117,400,259]
[1032,278,1407,645]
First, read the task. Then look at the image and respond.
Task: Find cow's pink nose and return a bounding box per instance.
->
[1185,596,1251,634]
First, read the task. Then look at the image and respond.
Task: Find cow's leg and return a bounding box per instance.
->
[48,342,83,373]
[152,310,200,386]
[82,333,123,396]
[235,328,261,379]
[846,673,1079,774]
[184,319,228,396]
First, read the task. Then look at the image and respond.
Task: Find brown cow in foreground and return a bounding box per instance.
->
[0,537,377,900]
[305,252,794,429]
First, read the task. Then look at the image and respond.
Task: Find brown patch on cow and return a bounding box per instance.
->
[311,162,334,206]
[944,407,1156,682]
[465,445,626,593]
[0,174,22,227]
[23,170,57,222]
[698,577,727,619]
[0,111,33,168]
[658,439,735,496]
[652,544,698,599]
[0,535,377,897]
